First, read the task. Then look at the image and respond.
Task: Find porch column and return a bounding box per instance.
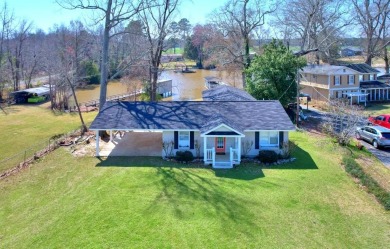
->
[110,130,113,142]
[237,137,241,162]
[203,136,207,163]
[96,130,100,157]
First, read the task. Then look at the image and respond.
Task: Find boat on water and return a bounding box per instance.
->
[204,76,226,89]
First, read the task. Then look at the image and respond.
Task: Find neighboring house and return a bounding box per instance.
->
[340,47,363,57]
[89,87,294,169]
[202,85,256,101]
[300,63,390,104]
[157,79,172,98]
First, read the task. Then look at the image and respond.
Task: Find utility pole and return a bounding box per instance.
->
[296,68,300,127]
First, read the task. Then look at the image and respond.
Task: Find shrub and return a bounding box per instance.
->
[279,141,296,159]
[258,150,278,164]
[176,150,194,163]
[342,156,390,210]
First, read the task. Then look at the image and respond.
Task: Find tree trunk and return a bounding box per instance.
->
[67,78,88,133]
[365,54,373,66]
[99,0,112,110]
[384,46,389,74]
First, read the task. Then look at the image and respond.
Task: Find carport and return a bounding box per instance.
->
[98,131,162,157]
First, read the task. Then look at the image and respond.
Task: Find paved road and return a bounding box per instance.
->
[359,140,390,169]
[302,105,390,169]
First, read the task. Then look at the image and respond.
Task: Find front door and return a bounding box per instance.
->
[215,137,226,154]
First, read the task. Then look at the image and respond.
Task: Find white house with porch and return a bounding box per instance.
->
[89,86,295,169]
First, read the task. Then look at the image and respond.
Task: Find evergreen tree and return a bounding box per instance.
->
[246,40,306,106]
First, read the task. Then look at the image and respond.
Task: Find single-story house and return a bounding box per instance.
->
[340,46,363,57]
[202,85,256,101]
[89,98,295,168]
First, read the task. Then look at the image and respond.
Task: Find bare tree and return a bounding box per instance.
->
[351,0,390,66]
[210,0,275,87]
[58,0,143,109]
[322,99,365,146]
[380,7,389,73]
[0,3,13,101]
[277,0,351,64]
[6,19,32,91]
[138,0,180,101]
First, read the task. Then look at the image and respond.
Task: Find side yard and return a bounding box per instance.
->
[0,132,389,248]
[0,103,97,173]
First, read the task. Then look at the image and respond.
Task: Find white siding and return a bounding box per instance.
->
[162,130,290,158]
[162,131,203,157]
[242,131,289,157]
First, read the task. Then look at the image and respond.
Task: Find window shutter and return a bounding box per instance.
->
[374,74,377,80]
[340,75,342,84]
[255,132,259,149]
[333,76,335,85]
[174,131,178,149]
[279,131,284,149]
[190,131,194,149]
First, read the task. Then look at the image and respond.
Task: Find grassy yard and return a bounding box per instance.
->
[364,103,390,115]
[0,103,97,173]
[0,132,389,248]
[163,47,184,54]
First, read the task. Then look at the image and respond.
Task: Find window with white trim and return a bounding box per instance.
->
[178,131,190,148]
[260,131,279,147]
[335,75,341,85]
[348,75,354,85]
[370,74,374,80]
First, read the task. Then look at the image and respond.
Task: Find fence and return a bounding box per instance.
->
[0,127,85,179]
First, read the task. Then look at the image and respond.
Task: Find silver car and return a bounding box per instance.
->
[356,126,390,149]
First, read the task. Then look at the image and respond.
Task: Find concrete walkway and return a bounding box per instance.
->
[99,131,162,157]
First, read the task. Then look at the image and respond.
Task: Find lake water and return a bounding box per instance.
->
[72,69,243,104]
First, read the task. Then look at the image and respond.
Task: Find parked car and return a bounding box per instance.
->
[356,125,390,149]
[368,114,390,129]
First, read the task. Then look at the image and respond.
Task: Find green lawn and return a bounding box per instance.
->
[163,47,184,54]
[0,103,97,173]
[1,132,389,248]
[364,103,390,115]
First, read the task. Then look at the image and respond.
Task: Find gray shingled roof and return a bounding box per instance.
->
[202,85,256,101]
[344,63,380,74]
[199,114,245,134]
[89,101,295,132]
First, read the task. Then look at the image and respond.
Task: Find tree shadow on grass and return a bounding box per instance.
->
[145,167,262,236]
[268,144,318,170]
[95,156,209,169]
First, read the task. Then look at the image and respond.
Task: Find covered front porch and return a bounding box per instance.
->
[202,135,242,169]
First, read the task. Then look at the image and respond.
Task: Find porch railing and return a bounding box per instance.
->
[206,147,215,165]
[230,147,239,163]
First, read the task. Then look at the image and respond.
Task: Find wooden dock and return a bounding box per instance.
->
[80,90,144,107]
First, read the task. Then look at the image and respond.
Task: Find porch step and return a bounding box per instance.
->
[213,162,233,169]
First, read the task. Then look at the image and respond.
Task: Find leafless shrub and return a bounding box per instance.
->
[325,99,365,146]
[280,141,297,159]
[241,140,253,158]
[162,140,174,158]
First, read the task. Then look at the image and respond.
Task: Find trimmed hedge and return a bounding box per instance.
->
[342,156,390,210]
[176,151,194,163]
[258,150,278,164]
